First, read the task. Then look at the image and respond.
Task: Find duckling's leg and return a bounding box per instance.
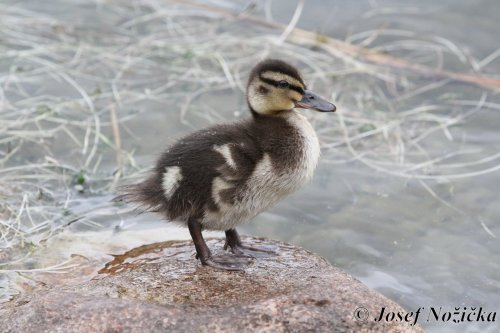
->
[187,217,251,271]
[224,229,277,256]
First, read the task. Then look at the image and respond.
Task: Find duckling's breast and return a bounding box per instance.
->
[202,111,320,230]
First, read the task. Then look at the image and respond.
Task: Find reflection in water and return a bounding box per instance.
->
[98,241,188,275]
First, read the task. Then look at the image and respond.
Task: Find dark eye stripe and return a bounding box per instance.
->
[259,76,304,95]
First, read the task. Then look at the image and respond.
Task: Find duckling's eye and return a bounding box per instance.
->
[278,80,289,89]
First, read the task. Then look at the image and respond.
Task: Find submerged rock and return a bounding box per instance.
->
[1,237,424,332]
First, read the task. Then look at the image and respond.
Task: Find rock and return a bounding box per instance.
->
[1,237,424,333]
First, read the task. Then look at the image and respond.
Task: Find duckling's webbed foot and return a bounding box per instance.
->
[187,218,252,271]
[224,229,278,258]
[206,255,253,271]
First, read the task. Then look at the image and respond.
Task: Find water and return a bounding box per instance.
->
[1,1,499,332]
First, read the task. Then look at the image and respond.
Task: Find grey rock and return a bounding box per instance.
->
[1,237,424,333]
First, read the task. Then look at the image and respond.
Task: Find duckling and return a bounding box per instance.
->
[118,59,336,270]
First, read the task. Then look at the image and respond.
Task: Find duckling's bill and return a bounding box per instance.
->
[296,90,336,112]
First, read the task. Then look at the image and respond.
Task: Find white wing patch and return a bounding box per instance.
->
[211,176,232,206]
[162,166,182,199]
[213,144,236,169]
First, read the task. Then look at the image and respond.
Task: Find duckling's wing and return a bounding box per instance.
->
[213,142,259,180]
[209,141,263,206]
[163,125,264,217]
[116,122,263,220]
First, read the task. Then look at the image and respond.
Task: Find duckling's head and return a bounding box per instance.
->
[247,59,336,116]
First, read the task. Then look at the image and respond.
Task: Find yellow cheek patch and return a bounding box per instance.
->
[289,91,303,102]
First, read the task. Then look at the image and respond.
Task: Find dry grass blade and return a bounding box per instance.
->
[173,0,500,91]
[110,104,123,187]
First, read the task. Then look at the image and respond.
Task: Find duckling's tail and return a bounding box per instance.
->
[113,176,165,214]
